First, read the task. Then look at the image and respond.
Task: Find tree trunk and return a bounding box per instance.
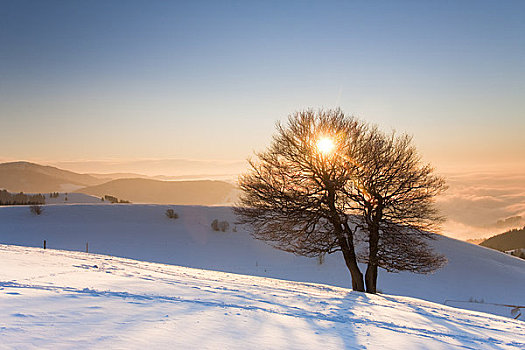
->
[346,255,365,292]
[365,225,379,293]
[326,187,365,292]
[340,238,365,292]
[365,263,377,293]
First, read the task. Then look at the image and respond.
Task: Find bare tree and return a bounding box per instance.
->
[346,127,448,293]
[235,109,366,291]
[235,109,447,293]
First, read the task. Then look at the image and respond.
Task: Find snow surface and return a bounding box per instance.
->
[1,244,524,349]
[0,204,524,322]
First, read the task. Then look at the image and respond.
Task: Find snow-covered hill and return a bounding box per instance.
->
[1,244,523,349]
[0,204,524,321]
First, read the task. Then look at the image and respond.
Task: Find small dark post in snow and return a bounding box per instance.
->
[43,240,46,249]
[86,242,89,253]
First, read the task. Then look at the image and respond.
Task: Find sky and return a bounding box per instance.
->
[1,0,524,171]
[1,0,524,239]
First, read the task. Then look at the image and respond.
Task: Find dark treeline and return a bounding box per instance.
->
[0,190,45,205]
[480,226,525,252]
[103,194,131,204]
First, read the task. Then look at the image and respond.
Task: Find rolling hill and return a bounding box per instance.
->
[0,161,103,193]
[76,178,237,205]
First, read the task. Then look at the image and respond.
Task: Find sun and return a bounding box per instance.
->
[316,137,335,155]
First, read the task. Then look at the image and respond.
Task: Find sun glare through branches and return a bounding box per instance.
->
[316,137,336,155]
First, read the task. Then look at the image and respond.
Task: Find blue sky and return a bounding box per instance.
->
[1,0,524,170]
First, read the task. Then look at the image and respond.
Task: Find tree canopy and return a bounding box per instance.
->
[235,109,447,293]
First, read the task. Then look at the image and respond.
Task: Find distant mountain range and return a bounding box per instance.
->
[49,158,246,178]
[88,172,233,182]
[0,162,104,192]
[0,161,237,205]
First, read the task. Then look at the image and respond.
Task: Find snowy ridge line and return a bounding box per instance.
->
[4,244,518,327]
[0,244,347,297]
[1,244,352,305]
[3,244,525,324]
[0,245,324,293]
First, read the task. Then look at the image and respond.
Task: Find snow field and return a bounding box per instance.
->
[1,245,524,349]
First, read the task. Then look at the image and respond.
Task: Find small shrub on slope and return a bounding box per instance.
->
[165,209,179,219]
[30,205,43,215]
[211,219,230,232]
